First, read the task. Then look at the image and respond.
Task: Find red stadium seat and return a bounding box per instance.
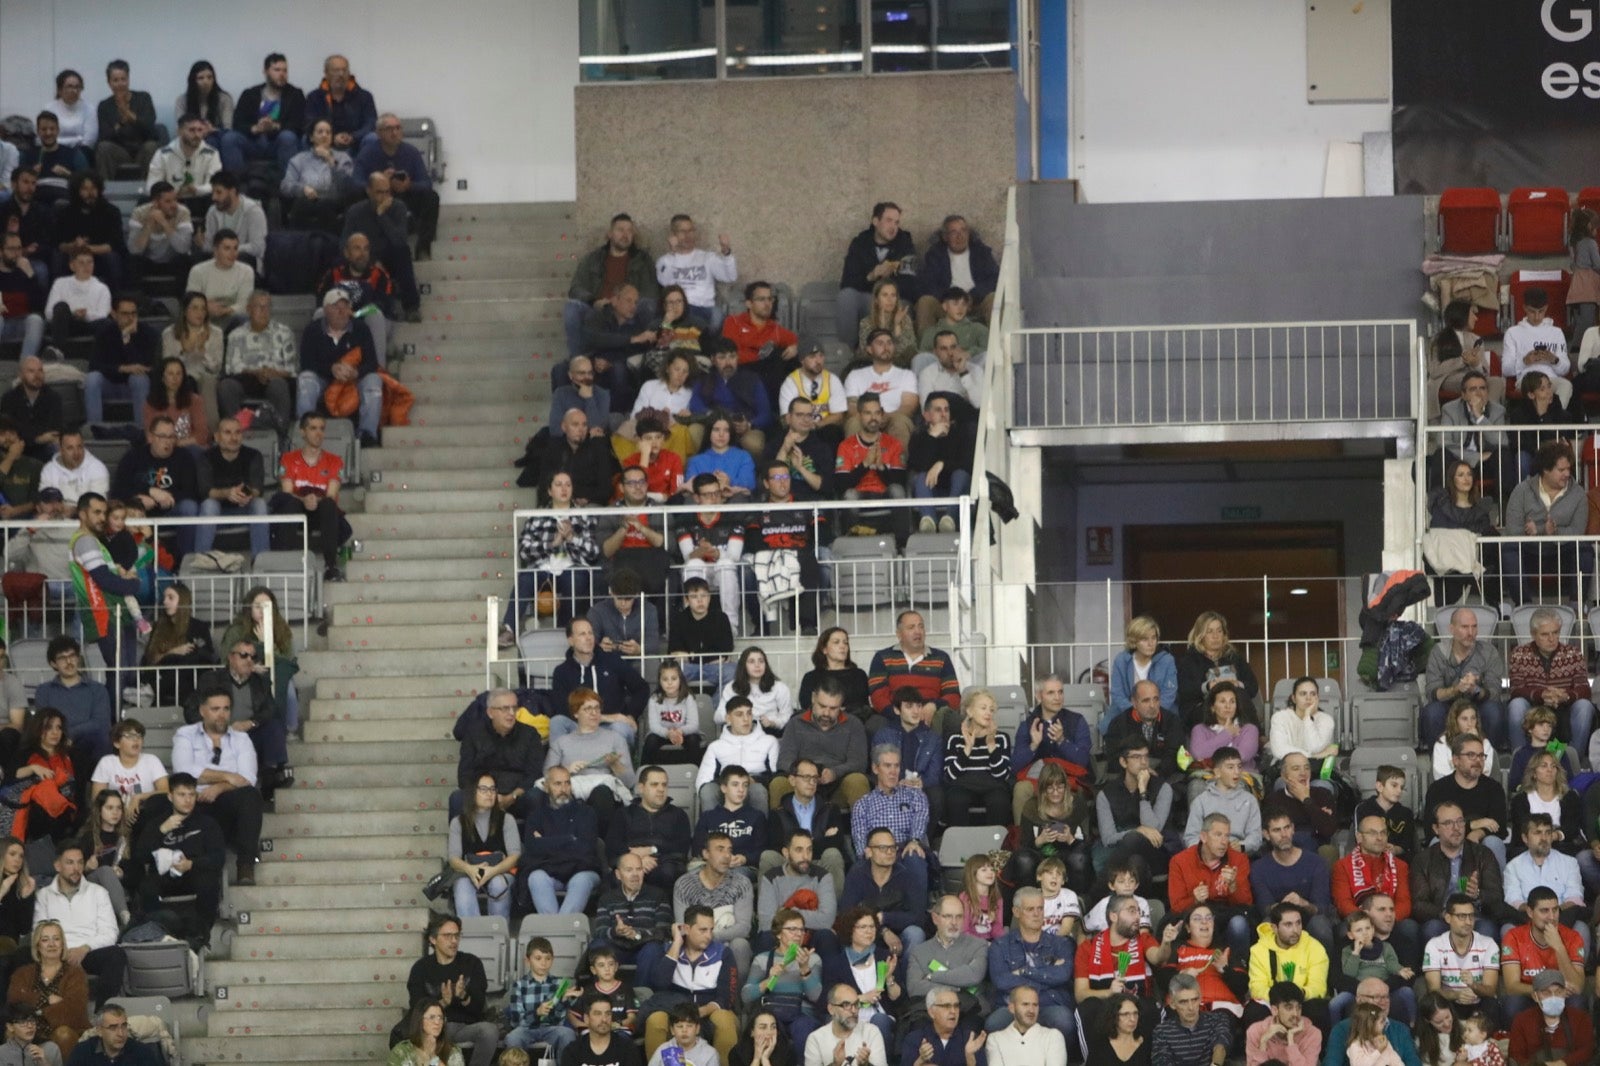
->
[1579,186,1600,219]
[1507,187,1570,255]
[1509,268,1571,332]
[1468,304,1501,339]
[1438,187,1502,254]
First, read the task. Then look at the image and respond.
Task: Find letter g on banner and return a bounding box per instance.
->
[1543,0,1594,43]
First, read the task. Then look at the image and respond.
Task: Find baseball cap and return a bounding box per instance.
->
[322,289,351,308]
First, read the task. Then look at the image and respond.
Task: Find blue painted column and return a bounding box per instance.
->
[1017,0,1069,180]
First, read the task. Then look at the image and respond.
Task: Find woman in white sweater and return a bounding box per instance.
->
[715,647,793,734]
[1267,676,1340,769]
[696,697,779,812]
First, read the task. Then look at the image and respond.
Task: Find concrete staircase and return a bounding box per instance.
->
[184,202,571,1065]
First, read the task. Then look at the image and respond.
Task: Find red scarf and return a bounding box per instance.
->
[1347,849,1399,902]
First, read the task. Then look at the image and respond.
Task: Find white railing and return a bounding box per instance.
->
[484,497,973,692]
[1009,319,1419,431]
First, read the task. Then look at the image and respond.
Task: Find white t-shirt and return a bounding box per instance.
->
[44,276,111,321]
[90,753,168,798]
[1083,893,1152,934]
[631,380,694,419]
[1042,887,1082,936]
[1422,931,1500,990]
[948,249,974,292]
[39,452,110,507]
[844,365,918,414]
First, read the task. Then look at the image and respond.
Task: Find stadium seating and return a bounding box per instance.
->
[1437,187,1502,253]
[1510,602,1576,642]
[1507,187,1571,255]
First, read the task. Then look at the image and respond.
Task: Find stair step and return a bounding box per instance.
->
[417,257,570,281]
[398,359,554,385]
[326,622,485,652]
[324,577,505,604]
[370,467,526,491]
[271,783,451,811]
[227,880,432,911]
[416,299,561,325]
[386,379,549,406]
[255,858,438,886]
[296,646,485,676]
[394,319,562,343]
[207,981,410,1010]
[345,557,512,581]
[289,737,464,764]
[227,931,420,959]
[363,488,524,514]
[365,444,529,472]
[234,905,433,933]
[323,601,492,628]
[405,398,544,420]
[348,512,517,539]
[206,1007,400,1038]
[302,715,458,742]
[204,957,410,988]
[264,810,449,838]
[262,832,447,861]
[276,763,459,788]
[313,674,483,700]
[311,694,464,718]
[349,536,511,561]
[440,202,576,222]
[184,1033,391,1060]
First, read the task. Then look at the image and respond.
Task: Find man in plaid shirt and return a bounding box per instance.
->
[850,744,930,905]
[504,936,578,1056]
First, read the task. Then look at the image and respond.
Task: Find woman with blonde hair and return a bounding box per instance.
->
[6,920,88,1055]
[1108,615,1176,719]
[1014,761,1093,893]
[941,688,1011,827]
[1509,751,1594,891]
[854,279,917,367]
[1175,611,1259,728]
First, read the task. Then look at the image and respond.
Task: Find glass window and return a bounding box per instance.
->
[580,0,718,82]
[726,0,863,77]
[577,0,1011,82]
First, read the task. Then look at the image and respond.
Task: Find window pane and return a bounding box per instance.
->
[580,0,718,82]
[726,0,864,77]
[870,0,932,73]
[933,0,1012,71]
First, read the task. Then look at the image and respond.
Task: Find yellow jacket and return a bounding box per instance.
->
[1246,920,1329,1002]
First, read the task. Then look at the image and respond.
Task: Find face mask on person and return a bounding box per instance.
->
[1541,996,1566,1017]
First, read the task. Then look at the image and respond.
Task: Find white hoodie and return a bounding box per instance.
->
[695,728,779,787]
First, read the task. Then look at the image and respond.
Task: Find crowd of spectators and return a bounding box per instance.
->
[423,578,1600,1066]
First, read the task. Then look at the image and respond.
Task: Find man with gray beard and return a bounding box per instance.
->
[521,764,603,916]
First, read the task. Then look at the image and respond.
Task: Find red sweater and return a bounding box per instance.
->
[1167,845,1253,913]
[1331,850,1412,919]
[1509,1006,1594,1066]
[1508,642,1593,706]
[867,645,961,714]
[722,313,797,365]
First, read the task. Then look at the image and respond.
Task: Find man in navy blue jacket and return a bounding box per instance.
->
[550,617,649,744]
[839,825,928,956]
[303,55,377,151]
[296,289,381,444]
[354,113,438,260]
[914,216,999,334]
[986,887,1076,1043]
[522,765,603,915]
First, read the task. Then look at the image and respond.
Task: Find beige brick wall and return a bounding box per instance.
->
[574,70,1014,300]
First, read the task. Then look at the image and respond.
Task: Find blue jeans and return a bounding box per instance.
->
[1422,699,1505,751]
[196,497,271,555]
[681,658,735,691]
[527,869,601,915]
[1508,697,1596,756]
[0,314,43,357]
[296,370,382,436]
[506,1024,576,1055]
[221,128,300,172]
[1500,541,1596,604]
[453,871,513,918]
[84,371,151,424]
[911,468,971,520]
[502,567,600,631]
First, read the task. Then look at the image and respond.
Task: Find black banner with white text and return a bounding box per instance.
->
[1393,0,1600,193]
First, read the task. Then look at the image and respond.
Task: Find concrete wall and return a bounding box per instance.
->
[574,71,1014,293]
[0,0,579,204]
[1071,0,1391,202]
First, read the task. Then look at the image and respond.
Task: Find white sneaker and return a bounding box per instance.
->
[938,515,957,533]
[918,516,936,534]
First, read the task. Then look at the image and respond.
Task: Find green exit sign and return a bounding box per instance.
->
[1221,506,1262,521]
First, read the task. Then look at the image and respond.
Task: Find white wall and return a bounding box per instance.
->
[1072,0,1391,202]
[0,0,578,203]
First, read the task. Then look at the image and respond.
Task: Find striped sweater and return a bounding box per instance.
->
[867,644,961,713]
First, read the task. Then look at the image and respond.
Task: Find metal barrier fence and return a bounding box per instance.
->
[1010,320,1419,434]
[484,496,973,692]
[0,516,311,710]
[1416,423,1593,527]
